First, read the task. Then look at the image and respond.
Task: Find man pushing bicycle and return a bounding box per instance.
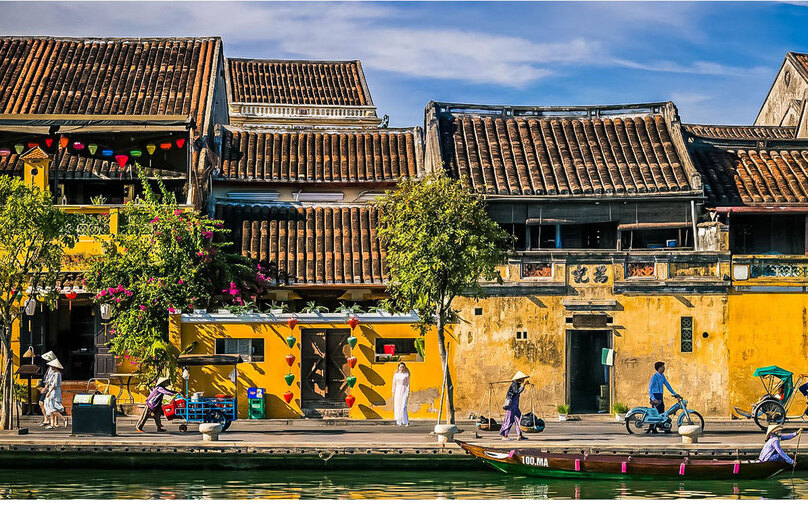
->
[647,361,681,434]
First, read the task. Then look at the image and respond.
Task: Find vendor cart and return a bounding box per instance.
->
[733,366,808,431]
[164,353,242,432]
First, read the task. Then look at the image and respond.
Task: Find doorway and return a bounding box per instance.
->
[566,330,611,413]
[301,329,350,407]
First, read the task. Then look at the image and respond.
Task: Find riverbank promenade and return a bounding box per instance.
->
[1,417,806,470]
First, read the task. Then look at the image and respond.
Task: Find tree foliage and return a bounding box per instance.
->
[377,172,510,423]
[0,175,78,429]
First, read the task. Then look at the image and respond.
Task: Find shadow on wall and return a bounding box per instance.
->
[358,364,385,387]
[358,404,383,419]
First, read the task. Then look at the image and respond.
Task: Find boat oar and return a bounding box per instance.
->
[792,427,803,482]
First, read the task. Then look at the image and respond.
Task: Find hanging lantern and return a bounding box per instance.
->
[73,141,85,150]
[130,149,142,158]
[59,136,69,149]
[346,375,357,388]
[284,373,295,386]
[101,149,114,157]
[285,354,296,367]
[146,144,157,155]
[286,335,296,348]
[88,144,98,155]
[14,144,24,154]
[347,356,357,368]
[283,391,294,404]
[347,336,358,349]
[348,316,359,330]
[100,303,112,321]
[65,290,77,310]
[160,142,172,150]
[27,142,39,148]
[176,138,186,148]
[0,148,10,157]
[287,317,298,330]
[24,298,36,316]
[44,138,54,148]
[345,394,356,408]
[115,154,129,167]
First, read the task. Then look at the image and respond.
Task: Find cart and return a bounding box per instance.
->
[733,366,808,431]
[164,353,242,432]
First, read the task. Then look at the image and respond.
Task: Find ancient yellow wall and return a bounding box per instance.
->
[727,293,808,418]
[170,317,450,420]
[755,59,808,127]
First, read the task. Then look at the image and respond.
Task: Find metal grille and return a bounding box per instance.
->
[680,316,693,353]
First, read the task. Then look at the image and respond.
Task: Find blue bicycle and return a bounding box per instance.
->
[625,395,705,435]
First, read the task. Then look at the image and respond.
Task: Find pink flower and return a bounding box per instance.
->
[176,236,182,242]
[197,251,205,257]
[168,307,177,314]
[174,209,182,216]
[109,329,116,335]
[178,279,184,285]
[148,278,155,283]
[99,289,108,297]
[202,231,213,239]
[114,298,121,303]
[124,290,133,297]
[150,217,159,223]
[139,305,147,312]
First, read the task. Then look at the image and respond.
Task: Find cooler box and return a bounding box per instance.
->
[162,397,186,420]
[72,394,117,436]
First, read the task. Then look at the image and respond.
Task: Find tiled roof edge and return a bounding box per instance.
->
[787,51,808,81]
[430,101,676,119]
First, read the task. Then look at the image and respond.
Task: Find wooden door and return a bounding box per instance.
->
[93,314,116,378]
[325,330,350,402]
[301,329,350,404]
[301,329,327,401]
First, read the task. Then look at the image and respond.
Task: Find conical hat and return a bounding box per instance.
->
[22,348,35,359]
[156,377,171,387]
[41,351,56,362]
[512,371,529,381]
[46,358,63,369]
[766,424,783,437]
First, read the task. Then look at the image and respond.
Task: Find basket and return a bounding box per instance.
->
[162,397,186,420]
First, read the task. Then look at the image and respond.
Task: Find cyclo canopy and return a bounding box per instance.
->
[753,366,794,401]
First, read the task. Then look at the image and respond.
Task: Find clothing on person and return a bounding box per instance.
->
[42,367,64,416]
[651,393,665,414]
[392,370,410,427]
[137,383,177,431]
[500,381,526,438]
[145,386,176,410]
[648,372,677,402]
[503,381,525,411]
[758,431,798,465]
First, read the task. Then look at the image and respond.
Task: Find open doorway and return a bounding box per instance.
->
[566,330,611,413]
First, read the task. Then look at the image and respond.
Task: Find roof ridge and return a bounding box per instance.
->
[0,35,221,42]
[432,101,675,120]
[227,57,361,65]
[221,125,418,134]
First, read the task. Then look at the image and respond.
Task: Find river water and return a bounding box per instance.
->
[3,468,808,499]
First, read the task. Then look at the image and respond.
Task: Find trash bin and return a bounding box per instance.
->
[248,388,265,419]
[72,394,117,436]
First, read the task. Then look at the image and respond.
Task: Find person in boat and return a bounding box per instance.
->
[759,425,801,465]
[136,377,178,433]
[500,371,529,441]
[647,361,680,434]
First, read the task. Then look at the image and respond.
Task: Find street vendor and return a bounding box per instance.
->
[136,377,179,433]
[647,361,680,434]
[758,425,801,465]
[500,371,529,441]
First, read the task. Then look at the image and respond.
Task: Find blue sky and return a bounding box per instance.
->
[2,2,807,127]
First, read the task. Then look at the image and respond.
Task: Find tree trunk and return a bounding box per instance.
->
[436,310,455,425]
[0,324,12,430]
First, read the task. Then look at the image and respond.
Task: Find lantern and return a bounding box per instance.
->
[14,144,24,154]
[348,316,359,330]
[65,290,77,310]
[100,303,112,320]
[160,142,172,150]
[44,138,54,148]
[24,298,36,316]
[284,373,295,386]
[347,336,358,349]
[27,142,39,148]
[101,149,114,157]
[59,136,69,149]
[146,144,157,155]
[130,150,142,158]
[286,335,296,348]
[287,317,298,330]
[347,356,357,368]
[285,354,296,367]
[345,394,356,408]
[346,375,357,388]
[115,154,129,167]
[0,148,10,157]
[73,141,85,150]
[88,144,98,155]
[176,138,186,148]
[283,391,294,404]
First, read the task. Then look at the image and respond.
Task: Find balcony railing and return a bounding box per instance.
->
[229,103,379,122]
[733,256,808,281]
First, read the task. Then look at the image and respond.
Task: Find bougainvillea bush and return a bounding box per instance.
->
[85,171,264,385]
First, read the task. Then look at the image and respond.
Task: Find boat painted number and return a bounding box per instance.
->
[521,456,549,467]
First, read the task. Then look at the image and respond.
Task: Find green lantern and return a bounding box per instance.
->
[346,375,357,388]
[286,335,296,348]
[130,149,142,158]
[347,336,358,349]
[88,144,98,155]
[284,373,295,386]
[14,144,24,154]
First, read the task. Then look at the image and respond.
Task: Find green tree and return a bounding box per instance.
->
[0,175,78,430]
[85,172,261,385]
[377,173,510,424]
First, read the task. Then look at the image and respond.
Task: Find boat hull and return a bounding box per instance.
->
[457,441,790,481]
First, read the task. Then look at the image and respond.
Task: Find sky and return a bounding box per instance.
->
[1,1,807,128]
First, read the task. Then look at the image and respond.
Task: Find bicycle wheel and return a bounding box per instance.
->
[753,400,786,432]
[204,409,226,426]
[677,410,705,432]
[625,412,645,435]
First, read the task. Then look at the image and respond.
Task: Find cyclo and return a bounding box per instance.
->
[734,366,808,431]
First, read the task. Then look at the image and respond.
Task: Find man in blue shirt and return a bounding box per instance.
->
[647,361,679,434]
[759,425,801,465]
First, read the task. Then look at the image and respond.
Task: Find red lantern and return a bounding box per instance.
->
[59,136,69,149]
[348,316,359,330]
[347,356,357,369]
[27,142,39,148]
[285,354,295,367]
[287,317,297,330]
[283,391,294,404]
[44,138,54,148]
[345,394,356,408]
[176,138,186,148]
[66,290,77,310]
[73,141,85,150]
[115,154,129,167]
[160,142,172,150]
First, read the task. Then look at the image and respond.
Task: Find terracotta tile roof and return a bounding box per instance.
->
[0,37,221,130]
[687,138,808,206]
[227,59,371,106]
[0,151,184,179]
[433,103,695,196]
[788,51,808,81]
[682,123,796,140]
[218,127,420,183]
[215,203,386,285]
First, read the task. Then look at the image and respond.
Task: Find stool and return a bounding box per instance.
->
[199,423,223,442]
[678,424,702,444]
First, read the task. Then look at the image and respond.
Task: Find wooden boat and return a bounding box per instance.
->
[457,441,790,480]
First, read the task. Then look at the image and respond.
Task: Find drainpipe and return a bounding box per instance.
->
[555,224,562,249]
[691,200,699,251]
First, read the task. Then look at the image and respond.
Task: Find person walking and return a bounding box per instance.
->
[392,363,410,427]
[647,361,679,434]
[136,377,178,433]
[758,425,801,465]
[500,371,529,441]
[41,359,67,429]
[37,351,56,426]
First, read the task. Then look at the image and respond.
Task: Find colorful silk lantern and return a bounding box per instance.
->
[345,394,356,408]
[27,142,39,148]
[14,144,23,154]
[286,335,296,348]
[88,144,98,155]
[348,316,359,330]
[283,391,294,404]
[176,138,186,148]
[284,373,295,386]
[0,148,10,157]
[146,144,157,155]
[347,336,358,349]
[160,142,172,150]
[285,354,295,367]
[347,356,357,368]
[130,150,142,158]
[287,317,298,330]
[44,138,54,148]
[65,290,77,310]
[115,154,129,167]
[101,149,114,157]
[73,141,85,150]
[59,136,69,149]
[346,376,357,388]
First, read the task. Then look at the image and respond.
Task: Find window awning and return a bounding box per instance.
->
[617,221,692,231]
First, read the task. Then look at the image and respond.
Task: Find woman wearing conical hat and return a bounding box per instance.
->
[500,371,529,441]
[42,358,67,429]
[758,424,801,465]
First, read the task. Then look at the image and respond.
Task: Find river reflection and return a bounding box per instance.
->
[1,468,807,499]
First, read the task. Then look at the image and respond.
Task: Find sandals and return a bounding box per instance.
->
[44,425,55,430]
[39,421,49,427]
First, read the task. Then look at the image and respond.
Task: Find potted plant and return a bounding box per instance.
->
[557,404,570,422]
[612,402,629,422]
